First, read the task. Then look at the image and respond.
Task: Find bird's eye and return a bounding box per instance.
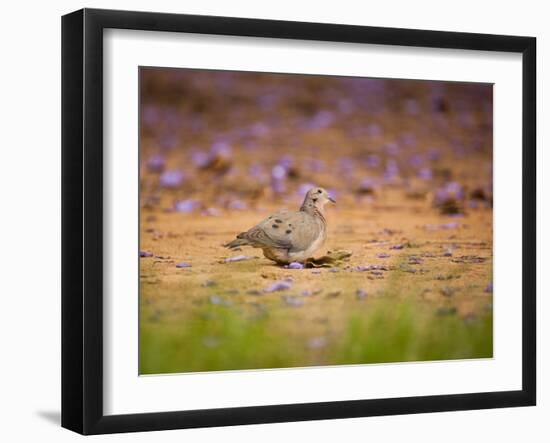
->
[317,189,322,194]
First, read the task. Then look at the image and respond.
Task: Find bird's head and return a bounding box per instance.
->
[302,187,336,211]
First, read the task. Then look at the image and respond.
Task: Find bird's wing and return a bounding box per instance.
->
[284,211,324,252]
[244,211,322,251]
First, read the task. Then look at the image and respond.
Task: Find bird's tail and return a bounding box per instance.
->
[224,233,250,249]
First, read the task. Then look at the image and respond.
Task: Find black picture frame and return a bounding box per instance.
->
[61,8,536,435]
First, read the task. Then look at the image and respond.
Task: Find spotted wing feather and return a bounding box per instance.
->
[241,211,321,252]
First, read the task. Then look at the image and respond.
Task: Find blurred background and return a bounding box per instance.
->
[140,68,493,215]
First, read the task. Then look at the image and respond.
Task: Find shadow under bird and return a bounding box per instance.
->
[225,187,335,264]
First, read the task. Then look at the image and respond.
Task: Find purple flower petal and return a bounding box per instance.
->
[287,262,304,269]
[408,154,424,168]
[264,280,293,292]
[365,154,381,168]
[390,244,404,250]
[191,150,211,168]
[270,177,286,194]
[306,110,334,129]
[383,159,400,180]
[356,289,368,300]
[175,262,192,268]
[140,250,153,258]
[353,264,389,271]
[434,182,465,206]
[441,222,460,230]
[377,253,391,258]
[174,199,200,213]
[210,140,231,155]
[159,170,185,188]
[485,283,493,293]
[209,295,223,305]
[146,154,166,173]
[271,164,287,180]
[418,167,433,180]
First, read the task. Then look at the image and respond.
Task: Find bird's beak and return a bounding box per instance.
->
[329,196,336,204]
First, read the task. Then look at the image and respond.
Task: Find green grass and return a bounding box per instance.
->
[140,305,305,374]
[140,298,492,374]
[331,301,492,365]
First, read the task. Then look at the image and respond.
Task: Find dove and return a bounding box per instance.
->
[225,187,335,264]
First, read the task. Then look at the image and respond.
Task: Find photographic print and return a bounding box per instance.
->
[139,67,493,375]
